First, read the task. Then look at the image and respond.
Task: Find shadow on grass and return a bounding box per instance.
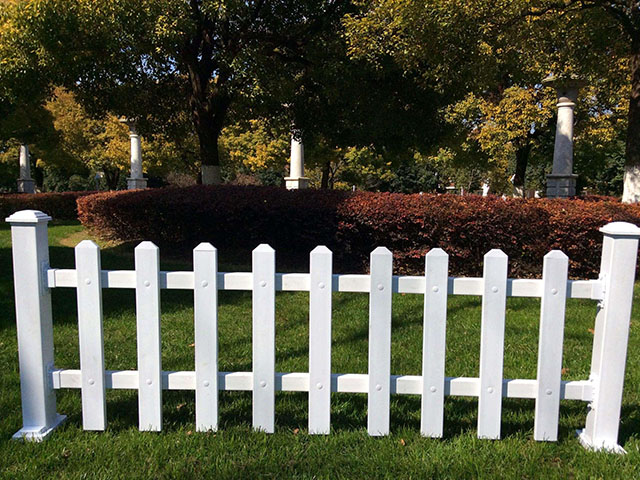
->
[54,388,596,445]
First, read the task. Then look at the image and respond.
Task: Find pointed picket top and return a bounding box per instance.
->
[135,241,159,251]
[311,245,332,255]
[600,222,640,238]
[484,248,508,259]
[371,246,392,257]
[544,250,568,261]
[426,248,448,258]
[75,239,100,251]
[194,242,217,252]
[253,243,275,254]
[5,210,52,224]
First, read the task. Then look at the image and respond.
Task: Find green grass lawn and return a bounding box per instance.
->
[1,222,640,478]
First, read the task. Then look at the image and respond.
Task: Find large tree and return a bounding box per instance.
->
[529,1,640,201]
[4,0,349,184]
[344,0,634,197]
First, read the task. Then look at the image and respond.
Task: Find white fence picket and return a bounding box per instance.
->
[194,243,219,432]
[252,244,276,433]
[478,249,508,439]
[368,247,393,436]
[309,246,333,434]
[135,242,162,431]
[421,248,449,437]
[75,241,106,431]
[534,250,568,441]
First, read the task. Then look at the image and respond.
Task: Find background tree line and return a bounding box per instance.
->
[0,0,635,199]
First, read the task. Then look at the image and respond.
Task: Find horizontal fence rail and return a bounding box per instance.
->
[50,370,594,400]
[6,210,640,454]
[46,269,605,299]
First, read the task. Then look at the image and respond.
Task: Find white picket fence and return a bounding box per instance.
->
[7,210,640,453]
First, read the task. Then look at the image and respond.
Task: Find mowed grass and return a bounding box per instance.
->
[1,223,640,478]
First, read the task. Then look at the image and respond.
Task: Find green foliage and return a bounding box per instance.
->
[0,0,353,177]
[344,0,634,195]
[220,119,290,175]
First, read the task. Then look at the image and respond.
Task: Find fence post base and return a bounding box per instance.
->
[12,414,66,442]
[577,429,626,454]
[7,210,65,442]
[578,221,640,455]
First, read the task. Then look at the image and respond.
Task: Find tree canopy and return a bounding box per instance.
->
[0,0,636,198]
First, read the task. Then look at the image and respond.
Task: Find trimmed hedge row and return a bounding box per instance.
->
[1,191,96,222]
[76,186,640,278]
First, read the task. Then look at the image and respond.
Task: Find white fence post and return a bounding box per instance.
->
[579,222,640,453]
[477,249,508,439]
[421,248,449,437]
[193,243,218,432]
[194,243,219,432]
[7,210,66,441]
[135,241,162,431]
[368,247,393,436]
[75,240,107,431]
[534,250,568,441]
[309,246,333,434]
[252,244,276,433]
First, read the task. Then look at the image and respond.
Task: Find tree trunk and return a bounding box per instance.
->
[623,47,640,203]
[103,168,120,190]
[185,48,232,185]
[190,92,231,185]
[320,159,331,189]
[512,143,532,198]
[193,107,222,185]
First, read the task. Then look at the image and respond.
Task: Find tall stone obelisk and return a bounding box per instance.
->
[17,144,35,193]
[119,118,147,190]
[285,134,309,190]
[543,75,583,198]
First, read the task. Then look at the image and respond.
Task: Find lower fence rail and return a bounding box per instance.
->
[51,369,594,401]
[6,210,640,453]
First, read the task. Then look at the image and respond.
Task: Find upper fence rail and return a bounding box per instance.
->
[46,268,604,300]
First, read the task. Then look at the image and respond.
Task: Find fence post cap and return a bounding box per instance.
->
[544,249,568,260]
[135,240,159,250]
[194,242,216,252]
[426,247,448,257]
[5,210,52,224]
[371,246,392,256]
[600,222,640,238]
[484,248,508,258]
[311,245,332,254]
[75,239,99,250]
[253,243,275,253]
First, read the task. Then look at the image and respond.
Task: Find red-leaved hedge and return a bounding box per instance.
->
[76,186,640,278]
[1,191,96,222]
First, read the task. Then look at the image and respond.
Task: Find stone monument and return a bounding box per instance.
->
[17,144,35,194]
[285,134,309,190]
[543,75,584,198]
[119,118,147,190]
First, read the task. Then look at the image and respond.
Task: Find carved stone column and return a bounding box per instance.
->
[285,134,309,190]
[17,144,35,193]
[543,75,583,198]
[119,118,147,190]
